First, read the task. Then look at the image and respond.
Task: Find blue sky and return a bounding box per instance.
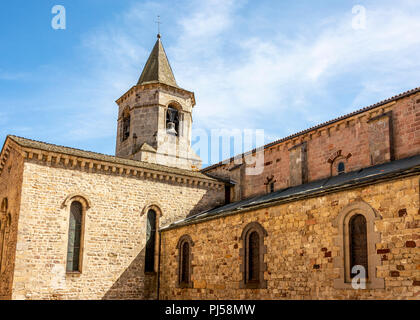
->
[1,0,420,166]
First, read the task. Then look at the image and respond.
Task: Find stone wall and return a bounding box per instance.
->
[11,159,224,300]
[115,83,200,170]
[0,145,25,299]
[116,86,160,156]
[159,175,420,300]
[205,92,420,200]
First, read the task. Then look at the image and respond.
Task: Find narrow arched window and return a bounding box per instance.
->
[122,113,131,141]
[248,231,260,282]
[334,201,384,289]
[145,209,157,273]
[349,214,368,278]
[240,222,267,289]
[0,221,3,271]
[66,201,83,272]
[0,198,9,273]
[177,235,194,288]
[180,241,190,284]
[0,214,11,273]
[166,106,179,136]
[337,162,345,174]
[1,198,7,212]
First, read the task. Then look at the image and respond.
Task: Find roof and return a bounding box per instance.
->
[164,155,420,230]
[137,36,178,87]
[202,85,420,172]
[7,135,218,181]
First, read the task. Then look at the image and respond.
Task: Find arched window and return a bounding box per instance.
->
[66,201,83,273]
[0,220,3,272]
[264,175,276,194]
[333,201,384,289]
[240,222,267,289]
[177,235,194,288]
[225,185,231,204]
[0,214,11,273]
[166,106,179,136]
[145,209,157,273]
[0,198,9,273]
[122,112,131,141]
[248,231,260,282]
[328,150,352,176]
[349,214,368,278]
[181,242,190,283]
[1,198,7,212]
[337,162,345,174]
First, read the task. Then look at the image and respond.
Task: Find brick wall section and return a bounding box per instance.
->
[367,113,393,165]
[160,175,420,300]
[393,94,420,159]
[0,146,25,299]
[205,92,420,200]
[289,142,307,187]
[11,160,224,300]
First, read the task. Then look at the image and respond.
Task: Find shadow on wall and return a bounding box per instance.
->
[186,188,225,218]
[102,247,157,300]
[103,188,223,300]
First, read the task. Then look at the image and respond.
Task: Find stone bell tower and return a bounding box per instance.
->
[115,35,202,170]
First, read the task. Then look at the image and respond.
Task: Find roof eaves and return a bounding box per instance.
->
[7,135,218,181]
[165,156,420,231]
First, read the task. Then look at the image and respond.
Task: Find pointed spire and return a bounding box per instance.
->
[137,35,178,87]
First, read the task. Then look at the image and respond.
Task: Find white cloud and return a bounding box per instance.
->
[5,0,420,164]
[170,0,420,143]
[74,0,420,162]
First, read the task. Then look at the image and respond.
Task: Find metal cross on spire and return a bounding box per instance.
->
[155,15,162,38]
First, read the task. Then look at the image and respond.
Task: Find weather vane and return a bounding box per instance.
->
[155,15,162,37]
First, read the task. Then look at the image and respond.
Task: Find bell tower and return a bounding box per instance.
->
[115,35,202,170]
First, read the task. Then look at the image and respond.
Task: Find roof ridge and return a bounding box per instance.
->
[168,154,420,230]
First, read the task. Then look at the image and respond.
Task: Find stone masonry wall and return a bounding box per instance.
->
[11,160,224,300]
[115,84,199,170]
[0,146,25,299]
[160,175,420,300]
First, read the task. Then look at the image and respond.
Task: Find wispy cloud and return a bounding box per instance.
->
[169,0,420,145]
[1,0,420,164]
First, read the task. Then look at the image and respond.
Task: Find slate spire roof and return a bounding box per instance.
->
[137,35,178,87]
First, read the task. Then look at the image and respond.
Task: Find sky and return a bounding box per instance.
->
[1,0,420,167]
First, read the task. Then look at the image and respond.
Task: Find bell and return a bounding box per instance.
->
[166,122,177,135]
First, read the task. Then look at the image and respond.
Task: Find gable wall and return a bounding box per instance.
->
[0,146,25,299]
[11,160,224,300]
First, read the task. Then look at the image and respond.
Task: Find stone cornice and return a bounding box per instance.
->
[116,104,192,121]
[0,138,23,176]
[22,147,223,189]
[0,137,224,190]
[0,141,12,176]
[116,83,196,107]
[164,158,420,231]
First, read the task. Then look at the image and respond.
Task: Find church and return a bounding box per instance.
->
[0,35,419,300]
